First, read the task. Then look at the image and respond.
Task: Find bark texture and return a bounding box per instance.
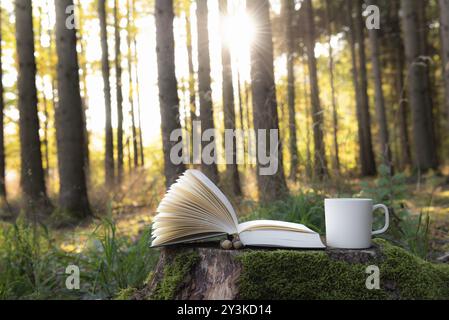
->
[439,0,449,127]
[185,5,197,145]
[76,2,90,183]
[55,0,91,218]
[400,0,438,171]
[196,0,219,184]
[219,0,241,196]
[98,0,115,186]
[304,0,328,180]
[114,0,124,183]
[127,0,138,169]
[133,37,145,167]
[15,0,51,215]
[354,0,376,176]
[325,0,340,175]
[142,246,241,300]
[389,1,411,170]
[247,0,287,202]
[367,0,391,168]
[283,0,299,181]
[0,7,5,199]
[155,0,185,189]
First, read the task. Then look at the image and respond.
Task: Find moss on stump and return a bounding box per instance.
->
[134,239,449,300]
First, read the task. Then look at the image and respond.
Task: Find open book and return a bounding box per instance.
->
[151,170,325,249]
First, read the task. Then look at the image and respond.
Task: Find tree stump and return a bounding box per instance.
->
[134,239,449,300]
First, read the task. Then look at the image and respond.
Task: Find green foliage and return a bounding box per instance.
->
[360,165,430,258]
[360,165,408,209]
[0,220,74,299]
[80,219,159,299]
[241,192,326,233]
[150,251,199,300]
[237,239,449,300]
[0,219,159,300]
[114,287,138,300]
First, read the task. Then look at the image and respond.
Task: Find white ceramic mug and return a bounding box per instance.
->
[325,199,389,249]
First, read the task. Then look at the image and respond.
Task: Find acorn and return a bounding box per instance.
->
[220,239,233,250]
[233,240,244,250]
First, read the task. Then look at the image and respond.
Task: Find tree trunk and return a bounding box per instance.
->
[196,0,219,184]
[114,0,124,183]
[325,0,340,176]
[219,0,241,197]
[37,5,50,181]
[155,0,186,189]
[367,0,392,169]
[394,40,412,170]
[185,6,197,151]
[347,0,376,176]
[127,0,139,169]
[247,0,288,202]
[98,0,115,186]
[304,0,328,180]
[400,0,438,172]
[15,0,51,216]
[388,0,411,170]
[244,81,252,168]
[283,0,299,182]
[0,7,5,199]
[76,1,90,184]
[416,1,439,161]
[54,0,91,218]
[354,0,376,176]
[46,0,58,138]
[236,70,247,166]
[303,59,313,180]
[126,136,132,172]
[283,0,299,181]
[133,36,145,167]
[439,0,449,128]
[135,240,448,300]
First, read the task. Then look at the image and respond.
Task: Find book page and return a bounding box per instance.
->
[239,229,325,248]
[190,170,239,227]
[151,170,238,247]
[238,220,315,234]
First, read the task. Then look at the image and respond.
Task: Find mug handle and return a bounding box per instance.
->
[372,204,390,235]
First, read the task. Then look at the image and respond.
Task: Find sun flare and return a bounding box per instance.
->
[222,11,256,60]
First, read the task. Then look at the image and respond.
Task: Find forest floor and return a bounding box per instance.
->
[2,167,449,260]
[52,167,449,261]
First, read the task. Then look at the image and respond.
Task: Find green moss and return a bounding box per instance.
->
[114,287,137,300]
[237,239,449,300]
[151,251,199,300]
[237,250,386,300]
[377,239,449,299]
[144,271,154,285]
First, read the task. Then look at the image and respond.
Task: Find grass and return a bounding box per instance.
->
[0,219,159,300]
[240,191,326,233]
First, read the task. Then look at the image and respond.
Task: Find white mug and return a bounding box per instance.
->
[325,198,389,249]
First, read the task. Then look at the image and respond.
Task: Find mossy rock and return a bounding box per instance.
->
[134,239,449,300]
[114,287,138,300]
